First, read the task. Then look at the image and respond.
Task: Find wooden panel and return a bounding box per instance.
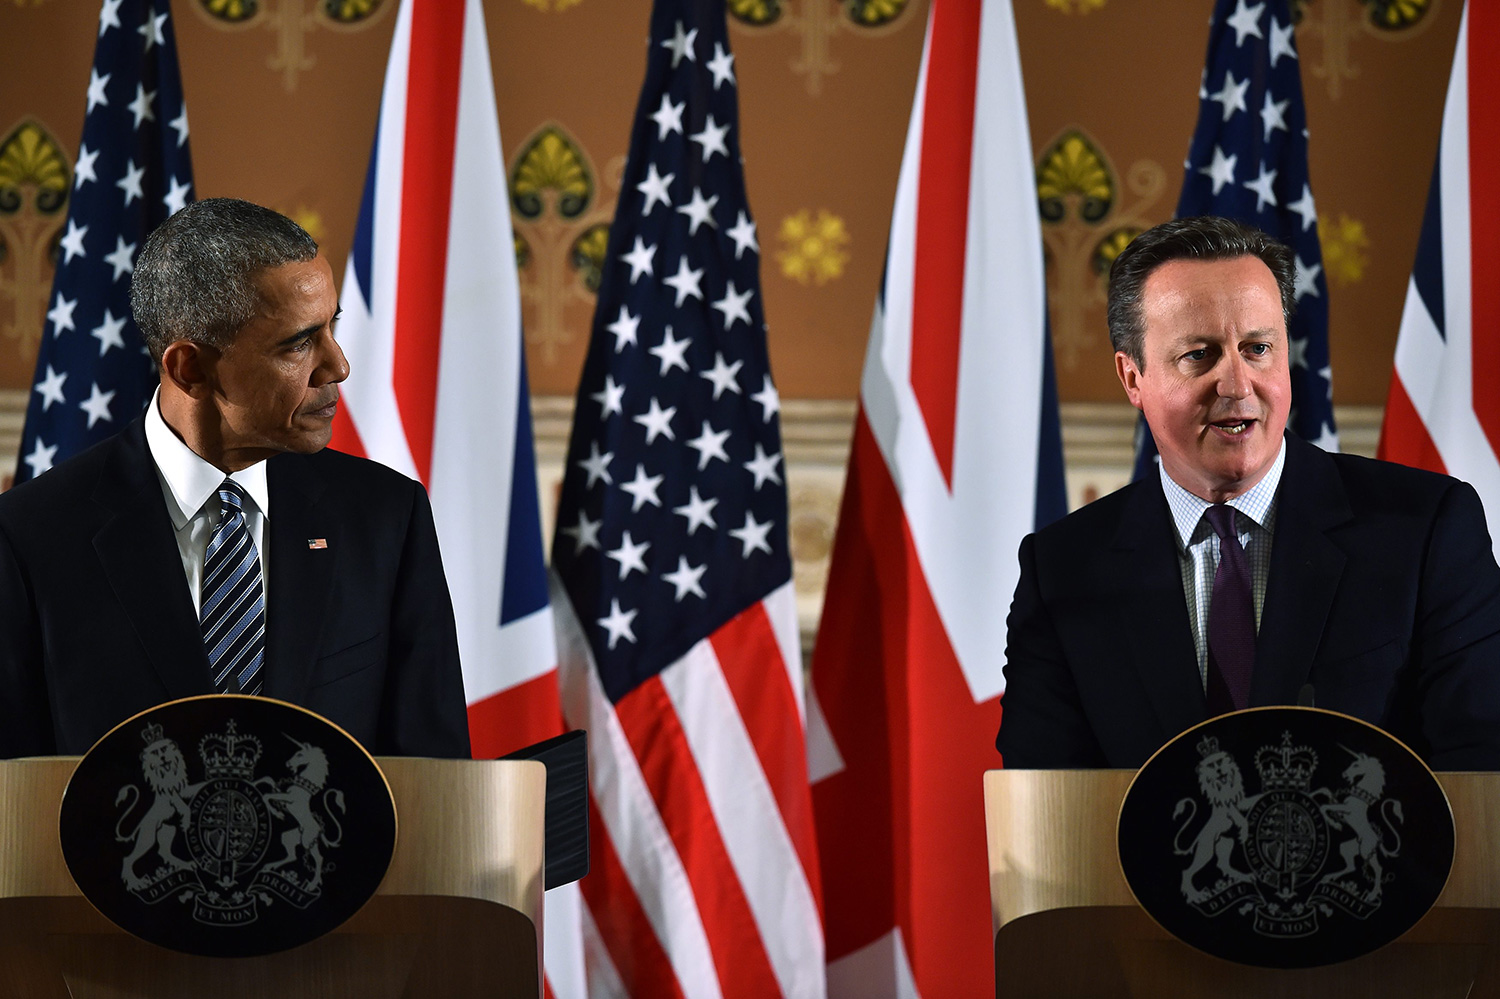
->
[0,756,545,999]
[985,769,1500,998]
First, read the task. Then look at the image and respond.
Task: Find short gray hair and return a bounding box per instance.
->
[1106,216,1296,367]
[130,198,319,361]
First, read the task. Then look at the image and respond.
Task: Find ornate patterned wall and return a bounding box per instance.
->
[0,0,1459,410]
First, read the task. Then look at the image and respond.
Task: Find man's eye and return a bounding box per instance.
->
[1245,342,1270,356]
[1183,349,1207,362]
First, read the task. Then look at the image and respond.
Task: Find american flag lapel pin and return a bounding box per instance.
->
[307,538,328,550]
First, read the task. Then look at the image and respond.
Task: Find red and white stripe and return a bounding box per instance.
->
[328,1,581,995]
[554,580,826,999]
[809,1,1048,995]
[1381,3,1500,533]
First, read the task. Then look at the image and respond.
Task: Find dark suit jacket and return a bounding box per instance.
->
[0,418,470,758]
[998,434,1500,770]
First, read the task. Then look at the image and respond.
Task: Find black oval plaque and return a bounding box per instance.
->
[61,695,397,957]
[1118,707,1453,968]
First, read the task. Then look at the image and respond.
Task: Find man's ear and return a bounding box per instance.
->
[1115,351,1145,412]
[160,340,213,399]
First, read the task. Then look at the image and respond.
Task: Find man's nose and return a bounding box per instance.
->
[1217,352,1252,399]
[316,332,350,385]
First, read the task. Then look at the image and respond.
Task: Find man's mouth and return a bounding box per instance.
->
[1211,419,1254,436]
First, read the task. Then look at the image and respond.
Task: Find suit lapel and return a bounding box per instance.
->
[1252,436,1350,705]
[264,454,337,705]
[1110,475,1207,742]
[92,420,214,698]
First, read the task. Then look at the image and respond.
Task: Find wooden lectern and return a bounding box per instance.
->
[986,770,1500,999]
[0,757,546,999]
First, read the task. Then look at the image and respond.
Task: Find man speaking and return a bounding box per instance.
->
[0,199,469,758]
[999,216,1500,770]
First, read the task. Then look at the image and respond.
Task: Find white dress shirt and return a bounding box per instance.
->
[143,389,271,617]
[1158,439,1286,689]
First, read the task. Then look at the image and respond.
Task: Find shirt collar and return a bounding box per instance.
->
[1159,437,1286,550]
[144,387,271,528]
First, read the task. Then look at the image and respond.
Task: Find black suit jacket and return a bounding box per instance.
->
[0,418,470,758]
[998,434,1500,770]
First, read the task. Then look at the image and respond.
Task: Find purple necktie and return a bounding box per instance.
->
[1205,504,1254,715]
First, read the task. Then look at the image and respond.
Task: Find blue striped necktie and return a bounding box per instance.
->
[201,479,265,695]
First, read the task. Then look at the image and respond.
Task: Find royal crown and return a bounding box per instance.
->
[199,720,262,780]
[1255,731,1317,791]
[1197,734,1222,759]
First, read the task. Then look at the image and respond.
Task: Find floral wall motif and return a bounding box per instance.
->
[0,120,68,356]
[1034,128,1164,372]
[1299,0,1438,100]
[508,122,620,367]
[729,0,917,97]
[193,0,389,93]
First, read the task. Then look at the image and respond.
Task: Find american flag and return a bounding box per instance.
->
[1134,0,1336,478]
[550,0,824,995]
[16,0,193,483]
[1380,3,1500,538]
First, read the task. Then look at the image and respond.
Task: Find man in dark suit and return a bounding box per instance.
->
[0,199,470,758]
[998,216,1500,770]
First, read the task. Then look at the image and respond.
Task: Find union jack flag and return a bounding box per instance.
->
[1134,0,1336,478]
[549,1,824,995]
[17,0,193,483]
[1380,3,1500,539]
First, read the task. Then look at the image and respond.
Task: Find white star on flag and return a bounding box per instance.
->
[699,351,742,398]
[676,186,718,235]
[633,397,677,444]
[689,114,730,162]
[1210,70,1249,121]
[661,556,707,601]
[619,463,664,511]
[34,365,68,410]
[608,305,641,351]
[648,326,692,375]
[59,221,89,264]
[663,256,704,305]
[607,530,651,579]
[637,163,674,214]
[79,382,116,428]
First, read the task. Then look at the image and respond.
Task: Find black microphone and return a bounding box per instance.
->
[1297,683,1316,708]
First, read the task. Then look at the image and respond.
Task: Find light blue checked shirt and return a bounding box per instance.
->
[1159,439,1286,689]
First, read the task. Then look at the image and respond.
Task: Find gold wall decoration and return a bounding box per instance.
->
[286,204,326,243]
[1319,211,1369,286]
[0,119,68,355]
[728,0,784,27]
[509,122,618,368]
[1034,128,1164,371]
[844,0,910,27]
[1044,0,1107,13]
[730,0,917,97]
[195,0,389,93]
[521,0,584,11]
[776,208,850,285]
[1299,0,1437,100]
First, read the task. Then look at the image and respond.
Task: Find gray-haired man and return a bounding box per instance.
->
[0,198,470,757]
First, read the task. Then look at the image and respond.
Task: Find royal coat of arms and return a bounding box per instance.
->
[1173,731,1404,936]
[113,719,347,925]
[1117,707,1453,969]
[61,695,396,958]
